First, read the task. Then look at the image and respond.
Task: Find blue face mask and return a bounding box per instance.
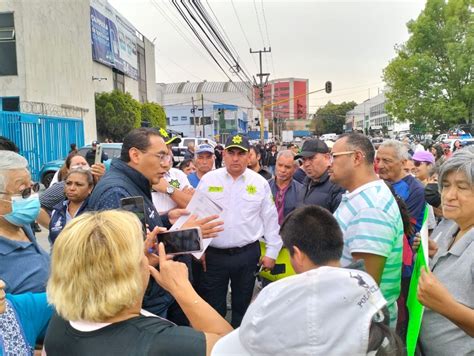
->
[1,193,41,226]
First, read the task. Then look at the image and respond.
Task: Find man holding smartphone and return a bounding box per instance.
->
[196,134,282,328]
[85,140,108,167]
[88,128,223,322]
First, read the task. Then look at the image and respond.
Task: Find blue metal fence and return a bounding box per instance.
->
[0,111,85,181]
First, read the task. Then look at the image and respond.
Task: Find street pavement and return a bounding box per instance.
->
[36,227,51,253]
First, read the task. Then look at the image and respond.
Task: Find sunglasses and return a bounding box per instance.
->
[0,182,40,199]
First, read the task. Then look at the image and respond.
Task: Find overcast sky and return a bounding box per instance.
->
[108,0,426,109]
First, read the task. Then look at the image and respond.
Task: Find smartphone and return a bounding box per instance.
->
[95,144,103,165]
[157,227,203,255]
[120,196,147,237]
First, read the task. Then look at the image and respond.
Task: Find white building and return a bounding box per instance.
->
[345,92,409,136]
[0,0,156,142]
[157,81,259,142]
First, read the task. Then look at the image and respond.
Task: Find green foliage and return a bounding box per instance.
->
[141,102,166,129]
[312,101,357,135]
[383,0,473,132]
[95,91,168,142]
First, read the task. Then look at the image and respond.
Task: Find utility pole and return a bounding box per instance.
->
[191,96,197,136]
[250,47,271,144]
[201,94,205,138]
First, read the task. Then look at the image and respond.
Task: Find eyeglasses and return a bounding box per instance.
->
[147,152,172,162]
[0,182,40,199]
[329,151,356,163]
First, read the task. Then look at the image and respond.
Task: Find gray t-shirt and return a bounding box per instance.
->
[420,219,474,356]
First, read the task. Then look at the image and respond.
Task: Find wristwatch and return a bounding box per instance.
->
[166,185,175,196]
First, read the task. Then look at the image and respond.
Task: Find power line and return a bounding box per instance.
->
[260,0,276,75]
[230,0,258,72]
[171,1,255,103]
[148,0,218,74]
[253,0,270,71]
[157,49,203,81]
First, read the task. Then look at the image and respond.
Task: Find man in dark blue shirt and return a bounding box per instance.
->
[88,128,222,323]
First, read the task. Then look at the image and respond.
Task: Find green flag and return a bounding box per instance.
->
[406,206,430,355]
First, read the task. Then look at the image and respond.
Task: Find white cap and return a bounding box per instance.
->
[212,266,387,356]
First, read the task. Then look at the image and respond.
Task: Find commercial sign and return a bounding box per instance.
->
[90,0,138,79]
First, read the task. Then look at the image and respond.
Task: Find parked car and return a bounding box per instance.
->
[171,137,218,162]
[320,133,337,141]
[39,143,122,187]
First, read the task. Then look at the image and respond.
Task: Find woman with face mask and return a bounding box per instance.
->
[0,151,50,294]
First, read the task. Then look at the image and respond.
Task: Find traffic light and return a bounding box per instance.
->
[325,81,332,94]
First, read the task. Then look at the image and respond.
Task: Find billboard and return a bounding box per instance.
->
[90,0,138,79]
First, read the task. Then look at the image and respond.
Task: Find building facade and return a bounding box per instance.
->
[157,81,258,142]
[345,92,409,136]
[254,78,309,132]
[0,0,156,143]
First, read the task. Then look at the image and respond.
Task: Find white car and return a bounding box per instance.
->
[320,133,338,141]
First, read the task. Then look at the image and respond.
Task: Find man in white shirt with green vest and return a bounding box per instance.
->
[329,133,403,328]
[196,134,282,328]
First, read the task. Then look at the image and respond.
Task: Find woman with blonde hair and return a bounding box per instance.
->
[45,210,232,356]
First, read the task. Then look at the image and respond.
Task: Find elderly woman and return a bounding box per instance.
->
[45,210,232,356]
[0,279,52,355]
[418,146,474,355]
[48,169,93,245]
[0,151,50,294]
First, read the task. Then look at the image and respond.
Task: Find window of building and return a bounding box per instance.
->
[137,45,147,103]
[0,12,17,76]
[1,96,19,111]
[181,116,187,122]
[112,69,125,93]
[172,116,179,122]
[166,117,170,125]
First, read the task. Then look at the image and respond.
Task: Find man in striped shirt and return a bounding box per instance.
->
[328,133,403,328]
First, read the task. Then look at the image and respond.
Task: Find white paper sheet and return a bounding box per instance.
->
[169,190,223,259]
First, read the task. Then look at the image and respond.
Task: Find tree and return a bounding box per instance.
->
[141,102,166,129]
[95,90,142,142]
[312,101,357,135]
[383,0,473,132]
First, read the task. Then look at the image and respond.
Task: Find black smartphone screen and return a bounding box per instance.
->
[120,196,147,237]
[158,228,202,254]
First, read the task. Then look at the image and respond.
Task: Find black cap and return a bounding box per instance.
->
[158,127,182,145]
[294,139,329,159]
[92,140,99,145]
[225,134,250,151]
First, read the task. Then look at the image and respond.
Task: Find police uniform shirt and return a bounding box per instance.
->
[152,168,191,214]
[196,167,282,259]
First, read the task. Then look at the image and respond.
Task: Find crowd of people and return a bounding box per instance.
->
[0,130,472,355]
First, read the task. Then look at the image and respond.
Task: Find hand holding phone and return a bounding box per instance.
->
[95,144,103,165]
[157,227,203,255]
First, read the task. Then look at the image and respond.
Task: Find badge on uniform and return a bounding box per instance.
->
[246,184,257,195]
[169,179,180,189]
[208,186,224,193]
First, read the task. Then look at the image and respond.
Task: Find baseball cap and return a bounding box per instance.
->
[412,151,435,164]
[212,266,387,356]
[91,140,99,145]
[157,127,182,145]
[225,134,250,151]
[294,139,329,159]
[196,143,214,155]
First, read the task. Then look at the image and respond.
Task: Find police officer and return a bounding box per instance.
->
[196,134,282,327]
